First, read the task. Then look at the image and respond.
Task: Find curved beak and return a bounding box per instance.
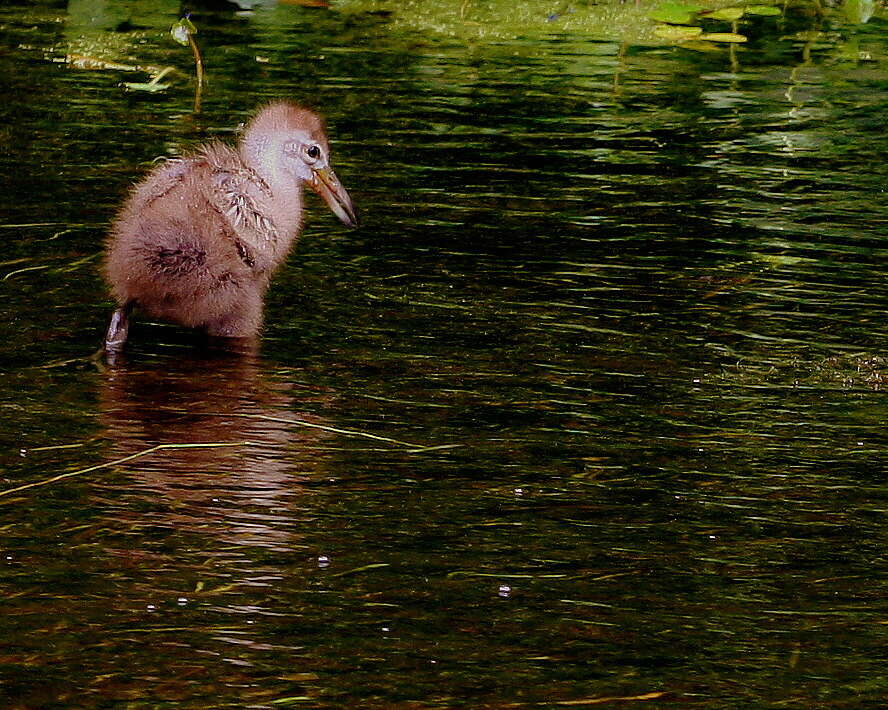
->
[310,166,358,228]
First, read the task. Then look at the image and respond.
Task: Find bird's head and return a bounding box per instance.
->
[242,101,358,228]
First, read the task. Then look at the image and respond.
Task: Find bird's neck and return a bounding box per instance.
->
[239,134,304,241]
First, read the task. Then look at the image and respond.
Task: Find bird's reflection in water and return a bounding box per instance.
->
[98,344,330,554]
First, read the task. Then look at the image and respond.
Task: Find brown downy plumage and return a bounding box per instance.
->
[103,101,357,354]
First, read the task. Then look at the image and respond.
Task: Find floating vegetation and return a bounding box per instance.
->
[702,7,746,21]
[0,412,460,501]
[121,65,175,93]
[203,411,461,453]
[718,354,886,391]
[337,0,799,45]
[649,0,784,45]
[746,4,783,14]
[64,54,163,75]
[653,24,704,40]
[649,2,703,25]
[0,442,252,501]
[121,17,202,103]
[53,15,203,105]
[699,31,748,42]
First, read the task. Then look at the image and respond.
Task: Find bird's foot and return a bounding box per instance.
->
[103,302,133,362]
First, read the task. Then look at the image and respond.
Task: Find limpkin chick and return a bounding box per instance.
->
[103,101,357,355]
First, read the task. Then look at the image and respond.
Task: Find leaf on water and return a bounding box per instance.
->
[649,2,703,25]
[66,54,139,72]
[702,7,745,20]
[745,4,782,15]
[122,82,171,93]
[698,32,748,42]
[680,40,728,52]
[653,23,704,40]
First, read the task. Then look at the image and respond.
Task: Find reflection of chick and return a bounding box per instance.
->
[99,352,331,546]
[104,102,357,353]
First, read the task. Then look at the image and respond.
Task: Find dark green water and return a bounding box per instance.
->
[1,1,887,707]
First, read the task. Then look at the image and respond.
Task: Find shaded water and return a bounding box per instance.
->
[1,0,887,707]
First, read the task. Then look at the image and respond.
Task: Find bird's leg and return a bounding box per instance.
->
[104,300,134,356]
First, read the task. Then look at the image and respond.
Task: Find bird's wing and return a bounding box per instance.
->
[199,143,279,255]
[128,157,201,213]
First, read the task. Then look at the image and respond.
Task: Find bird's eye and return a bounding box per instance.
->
[306,145,321,160]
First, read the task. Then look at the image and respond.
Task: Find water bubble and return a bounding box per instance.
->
[177,597,188,605]
[317,555,330,568]
[513,488,525,496]
[146,604,157,612]
[498,585,512,598]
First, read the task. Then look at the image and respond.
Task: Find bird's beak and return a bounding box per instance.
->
[310,166,358,228]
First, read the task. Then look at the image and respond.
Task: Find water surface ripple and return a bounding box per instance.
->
[0,2,886,708]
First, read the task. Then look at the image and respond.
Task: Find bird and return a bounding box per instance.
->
[102,100,357,355]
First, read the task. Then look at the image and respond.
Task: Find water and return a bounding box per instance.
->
[1,0,887,707]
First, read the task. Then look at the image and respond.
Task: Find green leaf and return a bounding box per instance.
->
[654,23,704,40]
[745,4,782,15]
[680,40,729,52]
[649,2,703,25]
[122,82,171,93]
[704,7,745,20]
[698,32,748,42]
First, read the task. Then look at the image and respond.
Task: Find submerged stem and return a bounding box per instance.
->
[189,33,204,112]
[0,442,252,501]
